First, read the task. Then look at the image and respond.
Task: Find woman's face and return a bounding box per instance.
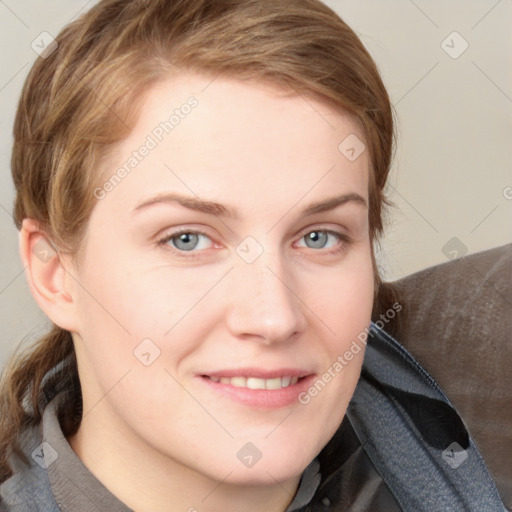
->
[68,71,374,486]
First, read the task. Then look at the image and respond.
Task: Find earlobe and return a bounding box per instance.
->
[19,219,79,332]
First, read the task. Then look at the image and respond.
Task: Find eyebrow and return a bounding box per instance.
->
[132,191,367,219]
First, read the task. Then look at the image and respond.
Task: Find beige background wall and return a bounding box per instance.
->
[1,0,511,369]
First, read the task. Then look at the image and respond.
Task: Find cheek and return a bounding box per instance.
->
[73,246,229,367]
[303,244,374,343]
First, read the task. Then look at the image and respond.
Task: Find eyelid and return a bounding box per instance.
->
[295,223,347,238]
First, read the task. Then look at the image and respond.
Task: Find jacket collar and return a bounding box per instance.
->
[302,323,505,511]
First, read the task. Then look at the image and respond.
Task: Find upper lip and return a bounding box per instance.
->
[201,368,314,379]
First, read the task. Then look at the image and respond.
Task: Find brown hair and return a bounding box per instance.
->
[1,0,394,482]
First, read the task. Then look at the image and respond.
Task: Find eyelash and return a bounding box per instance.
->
[156,226,351,260]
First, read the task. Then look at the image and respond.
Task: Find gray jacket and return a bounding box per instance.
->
[0,324,507,511]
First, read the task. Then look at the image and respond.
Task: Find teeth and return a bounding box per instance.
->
[281,376,291,387]
[246,377,266,389]
[230,377,247,388]
[209,375,301,389]
[265,377,282,390]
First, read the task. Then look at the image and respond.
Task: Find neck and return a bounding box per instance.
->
[67,405,302,512]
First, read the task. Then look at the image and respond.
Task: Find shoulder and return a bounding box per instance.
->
[0,426,60,512]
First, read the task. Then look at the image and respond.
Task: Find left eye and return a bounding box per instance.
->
[296,230,341,250]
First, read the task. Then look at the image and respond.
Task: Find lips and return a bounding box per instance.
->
[199,368,315,408]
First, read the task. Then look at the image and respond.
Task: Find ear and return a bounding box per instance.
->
[19,218,80,332]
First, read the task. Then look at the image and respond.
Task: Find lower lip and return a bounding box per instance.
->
[198,375,316,409]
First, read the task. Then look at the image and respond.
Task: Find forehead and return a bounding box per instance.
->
[96,71,369,218]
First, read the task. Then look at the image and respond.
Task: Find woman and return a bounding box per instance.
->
[0,0,505,510]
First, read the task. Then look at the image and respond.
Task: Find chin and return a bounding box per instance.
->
[235,438,319,485]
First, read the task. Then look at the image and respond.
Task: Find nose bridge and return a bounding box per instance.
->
[226,245,306,343]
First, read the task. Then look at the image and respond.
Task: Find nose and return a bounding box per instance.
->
[225,252,308,345]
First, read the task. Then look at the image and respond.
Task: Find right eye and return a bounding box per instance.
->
[157,229,216,258]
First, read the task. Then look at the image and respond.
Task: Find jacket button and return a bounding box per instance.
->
[321,497,331,507]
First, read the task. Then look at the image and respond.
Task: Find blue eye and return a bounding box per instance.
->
[161,231,213,252]
[297,230,342,250]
